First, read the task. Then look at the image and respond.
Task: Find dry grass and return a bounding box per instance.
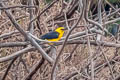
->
[0,0,120,80]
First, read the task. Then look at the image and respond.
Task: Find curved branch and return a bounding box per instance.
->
[1,57,18,80]
[0,2,54,64]
[0,47,35,62]
[51,0,85,79]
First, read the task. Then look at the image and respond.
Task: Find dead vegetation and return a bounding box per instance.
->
[0,0,120,80]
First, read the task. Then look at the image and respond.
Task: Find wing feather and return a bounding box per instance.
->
[40,31,59,40]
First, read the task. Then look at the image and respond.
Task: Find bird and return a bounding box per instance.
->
[40,27,66,42]
[107,23,119,36]
[111,23,119,36]
[105,23,119,36]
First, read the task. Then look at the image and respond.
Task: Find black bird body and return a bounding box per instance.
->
[105,23,119,36]
[111,24,119,36]
[40,27,65,41]
[40,31,59,40]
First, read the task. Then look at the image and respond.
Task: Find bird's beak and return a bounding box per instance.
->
[63,27,68,30]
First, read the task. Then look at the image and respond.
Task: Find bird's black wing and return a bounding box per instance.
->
[40,31,59,40]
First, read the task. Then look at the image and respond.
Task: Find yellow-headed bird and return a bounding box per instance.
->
[40,27,66,41]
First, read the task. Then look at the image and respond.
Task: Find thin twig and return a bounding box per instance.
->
[0,42,29,48]
[0,30,18,39]
[85,25,95,80]
[96,0,103,41]
[28,0,34,33]
[0,2,54,64]
[100,47,115,79]
[24,47,51,80]
[24,57,45,80]
[1,57,18,80]
[84,0,95,79]
[51,0,85,79]
[65,44,79,61]
[0,5,36,10]
[0,15,28,28]
[1,39,120,48]
[29,0,58,24]
[64,10,70,30]
[0,46,35,62]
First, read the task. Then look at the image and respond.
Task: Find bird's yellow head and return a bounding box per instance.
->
[55,27,66,40]
[55,27,65,33]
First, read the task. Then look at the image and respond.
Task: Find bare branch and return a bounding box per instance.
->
[24,47,51,80]
[29,0,58,24]
[51,0,85,79]
[1,57,18,80]
[28,0,34,33]
[0,2,54,64]
[0,46,35,62]
[0,5,36,10]
[0,42,29,48]
[0,30,18,39]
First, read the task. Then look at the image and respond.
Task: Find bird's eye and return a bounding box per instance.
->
[61,28,65,30]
